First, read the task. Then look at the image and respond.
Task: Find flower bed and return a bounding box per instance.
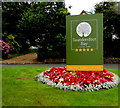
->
[36,67,120,92]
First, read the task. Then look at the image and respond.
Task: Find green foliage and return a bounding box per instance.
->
[94,2,120,57]
[17,2,69,59]
[37,33,66,61]
[18,2,69,46]
[2,2,69,56]
[2,2,31,52]
[2,33,21,53]
[95,2,120,38]
[2,2,30,35]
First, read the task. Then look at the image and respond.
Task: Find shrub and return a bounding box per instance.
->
[0,40,11,59]
[37,48,64,61]
[2,33,21,53]
[37,33,66,61]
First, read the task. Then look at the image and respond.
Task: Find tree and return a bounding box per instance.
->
[2,2,31,51]
[2,2,30,35]
[18,2,69,59]
[94,2,120,57]
[2,2,69,59]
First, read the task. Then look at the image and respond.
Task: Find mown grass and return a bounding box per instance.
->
[2,66,119,106]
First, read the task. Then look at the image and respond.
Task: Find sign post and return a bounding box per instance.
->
[66,13,103,71]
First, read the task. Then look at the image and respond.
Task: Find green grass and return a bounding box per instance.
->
[2,67,119,106]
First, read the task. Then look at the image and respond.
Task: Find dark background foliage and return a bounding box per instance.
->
[95,2,120,58]
[2,2,120,60]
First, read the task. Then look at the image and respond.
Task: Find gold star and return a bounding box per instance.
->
[79,49,82,51]
[87,48,89,51]
[83,49,86,51]
[75,49,78,51]
[91,48,94,51]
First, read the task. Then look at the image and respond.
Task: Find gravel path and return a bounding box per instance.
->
[0,53,43,64]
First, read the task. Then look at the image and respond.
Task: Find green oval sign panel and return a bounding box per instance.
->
[66,14,103,71]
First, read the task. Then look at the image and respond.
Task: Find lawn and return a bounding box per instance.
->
[2,66,119,106]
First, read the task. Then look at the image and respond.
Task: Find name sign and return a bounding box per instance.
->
[66,14,103,71]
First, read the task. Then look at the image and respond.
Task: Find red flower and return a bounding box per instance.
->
[42,67,114,86]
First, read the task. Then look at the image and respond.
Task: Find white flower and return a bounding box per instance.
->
[44,76,49,78]
[59,78,64,82]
